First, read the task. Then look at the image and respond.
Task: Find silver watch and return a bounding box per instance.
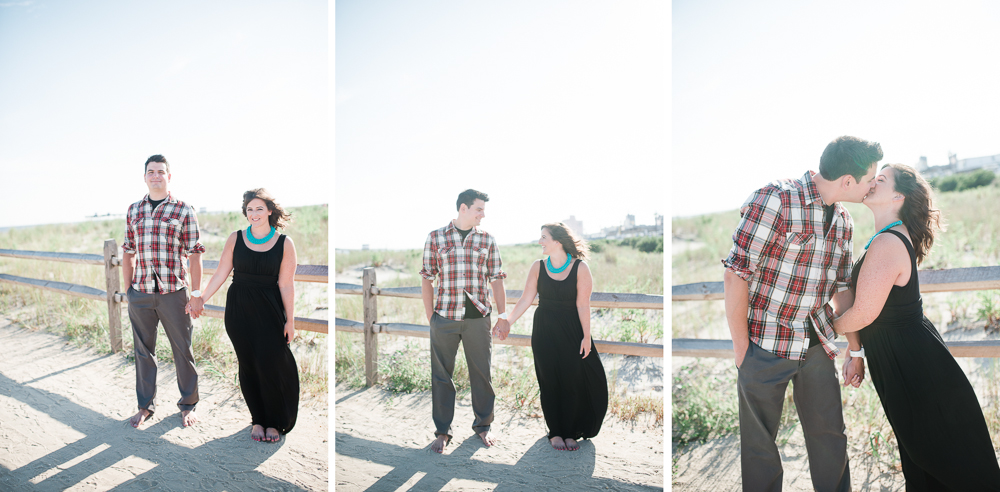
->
[190,290,202,298]
[849,347,865,358]
[497,312,507,320]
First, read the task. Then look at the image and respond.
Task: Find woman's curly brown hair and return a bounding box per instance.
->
[542,222,589,260]
[242,188,292,230]
[888,164,944,265]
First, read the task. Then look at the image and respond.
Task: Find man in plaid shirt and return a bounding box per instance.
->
[723,136,882,491]
[122,155,205,429]
[420,189,508,453]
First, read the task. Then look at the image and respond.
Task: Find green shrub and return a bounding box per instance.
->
[932,169,995,193]
[637,236,663,253]
[932,175,959,192]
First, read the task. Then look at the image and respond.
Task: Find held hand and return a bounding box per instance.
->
[580,335,592,359]
[284,321,296,344]
[186,297,205,319]
[492,319,510,340]
[842,355,865,388]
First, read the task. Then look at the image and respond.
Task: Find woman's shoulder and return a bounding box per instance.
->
[867,230,911,262]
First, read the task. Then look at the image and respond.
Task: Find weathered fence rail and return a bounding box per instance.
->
[336,267,665,386]
[0,241,329,353]
[672,266,1000,358]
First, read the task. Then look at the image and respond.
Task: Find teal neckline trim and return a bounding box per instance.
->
[246,225,276,245]
[864,221,903,250]
[546,254,572,273]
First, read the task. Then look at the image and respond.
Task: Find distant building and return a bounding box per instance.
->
[562,215,584,237]
[199,207,208,214]
[919,152,1000,180]
[589,213,663,240]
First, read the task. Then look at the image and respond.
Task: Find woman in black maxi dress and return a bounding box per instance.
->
[197,189,300,443]
[834,165,1000,490]
[502,223,608,451]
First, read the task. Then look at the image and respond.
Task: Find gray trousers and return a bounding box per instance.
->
[429,313,494,438]
[127,287,199,415]
[738,341,850,492]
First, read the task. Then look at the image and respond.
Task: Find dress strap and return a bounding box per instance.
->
[881,229,919,291]
[569,258,582,276]
[881,229,915,261]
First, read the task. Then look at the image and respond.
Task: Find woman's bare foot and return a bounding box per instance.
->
[181,409,198,427]
[251,425,265,442]
[549,436,566,450]
[564,438,579,451]
[431,435,450,453]
[129,409,150,428]
[265,428,280,442]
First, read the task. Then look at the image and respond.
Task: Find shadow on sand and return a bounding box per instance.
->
[0,370,307,491]
[336,431,662,491]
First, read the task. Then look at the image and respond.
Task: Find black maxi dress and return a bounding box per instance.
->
[853,229,1000,490]
[531,259,609,440]
[225,231,299,434]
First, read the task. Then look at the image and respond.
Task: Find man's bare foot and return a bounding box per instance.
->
[478,430,496,448]
[181,409,198,427]
[564,438,579,451]
[549,436,566,451]
[431,435,450,453]
[129,409,150,428]
[251,425,265,442]
[265,427,280,442]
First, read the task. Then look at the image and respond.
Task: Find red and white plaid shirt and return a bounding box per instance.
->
[420,221,507,321]
[122,193,205,294]
[722,171,854,360]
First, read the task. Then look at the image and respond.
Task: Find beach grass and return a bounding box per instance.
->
[671,179,1000,462]
[0,204,329,400]
[335,237,664,426]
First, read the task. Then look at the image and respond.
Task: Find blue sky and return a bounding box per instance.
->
[0,0,328,229]
[673,0,1000,217]
[335,0,668,249]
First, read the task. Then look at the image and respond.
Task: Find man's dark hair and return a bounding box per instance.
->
[819,136,883,182]
[144,154,170,173]
[456,189,489,211]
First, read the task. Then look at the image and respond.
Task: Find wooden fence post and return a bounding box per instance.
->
[103,239,123,353]
[363,267,378,387]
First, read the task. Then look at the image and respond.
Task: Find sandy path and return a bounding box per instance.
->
[671,430,915,491]
[0,317,328,491]
[335,383,664,491]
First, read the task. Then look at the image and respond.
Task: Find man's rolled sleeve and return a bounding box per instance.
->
[721,191,782,281]
[418,233,438,281]
[486,237,506,281]
[122,205,138,254]
[834,237,853,292]
[181,208,205,256]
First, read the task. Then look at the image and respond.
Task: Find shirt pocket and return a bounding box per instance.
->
[472,247,488,269]
[161,218,182,245]
[785,232,815,255]
[439,247,457,275]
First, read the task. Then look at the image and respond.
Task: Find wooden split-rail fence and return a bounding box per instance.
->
[672,265,1000,358]
[0,240,329,353]
[336,267,665,386]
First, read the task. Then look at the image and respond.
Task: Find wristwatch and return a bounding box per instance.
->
[497,312,508,320]
[849,347,865,358]
[190,290,202,298]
